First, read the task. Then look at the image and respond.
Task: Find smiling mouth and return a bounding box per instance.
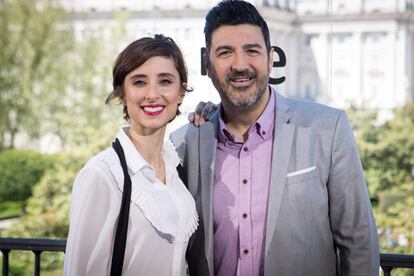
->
[230,77,254,88]
[142,105,165,115]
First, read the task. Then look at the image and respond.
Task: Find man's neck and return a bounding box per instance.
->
[222,88,271,141]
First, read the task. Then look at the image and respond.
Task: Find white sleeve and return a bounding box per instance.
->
[63,163,116,276]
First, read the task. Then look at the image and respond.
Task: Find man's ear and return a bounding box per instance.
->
[268,47,274,73]
[203,52,211,77]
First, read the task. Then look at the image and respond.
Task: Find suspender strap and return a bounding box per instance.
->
[110,138,132,276]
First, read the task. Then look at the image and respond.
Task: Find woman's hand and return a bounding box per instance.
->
[187,101,217,126]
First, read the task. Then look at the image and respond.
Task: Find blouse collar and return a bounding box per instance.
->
[116,126,180,175]
[97,127,197,241]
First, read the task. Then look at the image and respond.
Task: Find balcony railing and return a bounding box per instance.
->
[380,253,414,276]
[0,238,413,275]
[0,238,66,276]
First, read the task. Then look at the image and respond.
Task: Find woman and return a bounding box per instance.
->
[64,34,198,276]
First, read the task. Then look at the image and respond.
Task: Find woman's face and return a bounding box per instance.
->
[123,56,184,135]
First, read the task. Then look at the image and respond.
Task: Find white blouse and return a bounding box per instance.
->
[64,127,198,276]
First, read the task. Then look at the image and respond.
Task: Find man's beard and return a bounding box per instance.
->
[210,66,269,111]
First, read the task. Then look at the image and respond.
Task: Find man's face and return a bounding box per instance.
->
[205,24,273,111]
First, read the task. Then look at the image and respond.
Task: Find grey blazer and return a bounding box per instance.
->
[170,89,379,276]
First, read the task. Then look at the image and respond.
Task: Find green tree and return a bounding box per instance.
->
[46,33,122,150]
[0,0,73,150]
[0,133,113,273]
[0,149,54,209]
[348,103,414,272]
[348,104,414,197]
[45,11,130,150]
[0,0,127,152]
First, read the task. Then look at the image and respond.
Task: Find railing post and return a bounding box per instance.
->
[1,249,10,276]
[382,266,393,276]
[33,250,41,276]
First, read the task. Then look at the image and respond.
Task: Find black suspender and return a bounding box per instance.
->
[110,138,132,276]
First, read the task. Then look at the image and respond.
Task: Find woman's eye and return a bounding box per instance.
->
[160,79,172,85]
[133,80,146,86]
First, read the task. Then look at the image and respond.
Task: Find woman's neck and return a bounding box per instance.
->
[127,126,166,183]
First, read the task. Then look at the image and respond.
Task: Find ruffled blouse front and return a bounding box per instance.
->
[64,127,198,276]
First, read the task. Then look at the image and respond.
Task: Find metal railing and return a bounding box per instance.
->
[380,253,414,276]
[0,238,413,275]
[0,238,66,276]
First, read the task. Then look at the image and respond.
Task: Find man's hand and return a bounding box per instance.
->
[188,101,217,126]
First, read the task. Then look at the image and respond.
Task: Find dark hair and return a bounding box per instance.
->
[106,34,192,120]
[204,0,271,53]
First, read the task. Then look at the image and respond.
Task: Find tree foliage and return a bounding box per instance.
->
[0,2,128,272]
[348,103,414,262]
[0,0,73,149]
[0,149,54,204]
[0,139,110,273]
[0,0,124,151]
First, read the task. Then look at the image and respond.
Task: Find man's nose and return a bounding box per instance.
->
[231,52,249,71]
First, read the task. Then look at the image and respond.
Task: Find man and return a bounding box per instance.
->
[171,0,379,275]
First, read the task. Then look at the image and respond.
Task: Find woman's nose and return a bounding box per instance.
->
[145,84,160,101]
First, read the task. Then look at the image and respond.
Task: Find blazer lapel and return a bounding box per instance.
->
[265,92,295,255]
[199,112,218,275]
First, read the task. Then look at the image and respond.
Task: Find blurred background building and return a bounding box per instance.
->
[55,0,414,123]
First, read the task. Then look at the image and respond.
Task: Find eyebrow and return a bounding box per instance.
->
[215,43,263,54]
[129,72,176,79]
[129,74,147,79]
[215,45,233,54]
[158,72,176,78]
[243,43,263,50]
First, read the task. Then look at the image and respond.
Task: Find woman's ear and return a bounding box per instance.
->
[178,92,185,104]
[116,87,126,104]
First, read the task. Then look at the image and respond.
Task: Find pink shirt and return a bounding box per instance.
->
[213,91,275,276]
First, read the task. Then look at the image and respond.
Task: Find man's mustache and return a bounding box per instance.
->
[226,70,257,81]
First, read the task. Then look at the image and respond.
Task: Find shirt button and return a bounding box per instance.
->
[243,249,249,255]
[243,147,248,152]
[242,179,248,184]
[242,213,248,219]
[262,131,266,135]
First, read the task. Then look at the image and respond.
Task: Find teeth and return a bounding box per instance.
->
[233,78,249,82]
[143,106,164,112]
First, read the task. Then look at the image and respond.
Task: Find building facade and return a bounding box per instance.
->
[57,0,414,115]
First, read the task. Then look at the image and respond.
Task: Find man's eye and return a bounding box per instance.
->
[247,49,259,55]
[218,50,231,57]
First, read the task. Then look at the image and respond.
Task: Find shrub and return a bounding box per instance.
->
[0,150,55,204]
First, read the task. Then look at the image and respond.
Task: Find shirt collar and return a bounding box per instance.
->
[116,127,181,175]
[116,127,149,174]
[217,88,275,143]
[256,89,275,140]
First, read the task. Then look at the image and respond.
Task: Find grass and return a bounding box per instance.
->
[0,201,23,220]
[42,269,63,276]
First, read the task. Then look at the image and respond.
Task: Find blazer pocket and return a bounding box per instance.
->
[286,166,316,184]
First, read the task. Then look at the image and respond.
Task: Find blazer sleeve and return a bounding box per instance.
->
[63,164,114,276]
[327,111,380,276]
